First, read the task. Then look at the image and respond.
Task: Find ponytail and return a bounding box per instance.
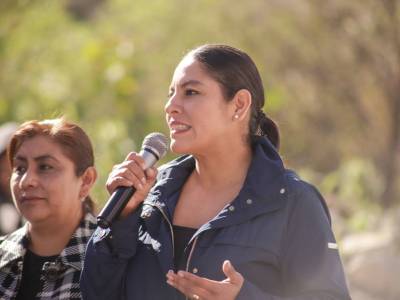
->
[249,109,280,150]
[259,114,280,150]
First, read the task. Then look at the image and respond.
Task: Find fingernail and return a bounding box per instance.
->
[138,183,143,189]
[178,271,184,277]
[141,177,146,184]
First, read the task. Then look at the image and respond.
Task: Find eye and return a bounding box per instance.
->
[39,164,53,172]
[185,89,199,96]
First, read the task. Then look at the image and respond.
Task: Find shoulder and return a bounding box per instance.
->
[0,226,27,267]
[84,211,98,228]
[283,169,331,225]
[0,226,26,247]
[58,213,97,270]
[77,212,97,239]
[65,212,97,250]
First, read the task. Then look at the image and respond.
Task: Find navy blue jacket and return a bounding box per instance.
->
[81,137,351,299]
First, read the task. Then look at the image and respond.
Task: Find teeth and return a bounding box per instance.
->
[171,124,190,131]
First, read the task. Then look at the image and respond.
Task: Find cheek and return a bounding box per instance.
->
[56,178,82,200]
[41,175,76,203]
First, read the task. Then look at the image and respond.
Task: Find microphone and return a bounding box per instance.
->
[97,132,169,229]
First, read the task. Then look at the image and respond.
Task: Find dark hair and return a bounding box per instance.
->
[7,118,96,212]
[187,44,280,149]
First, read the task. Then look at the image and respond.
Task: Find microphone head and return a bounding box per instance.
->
[141,132,169,159]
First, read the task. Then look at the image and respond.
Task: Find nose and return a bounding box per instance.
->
[18,168,38,190]
[164,92,182,116]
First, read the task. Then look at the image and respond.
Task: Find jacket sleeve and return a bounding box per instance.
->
[236,181,351,300]
[80,210,142,300]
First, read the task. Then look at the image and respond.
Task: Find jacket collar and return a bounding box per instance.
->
[59,212,97,270]
[142,154,194,218]
[143,137,288,227]
[0,212,96,270]
[0,225,28,269]
[201,137,288,231]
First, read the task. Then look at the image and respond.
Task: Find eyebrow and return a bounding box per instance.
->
[14,154,61,164]
[170,79,204,90]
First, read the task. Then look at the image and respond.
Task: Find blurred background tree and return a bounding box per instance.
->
[0,0,399,224]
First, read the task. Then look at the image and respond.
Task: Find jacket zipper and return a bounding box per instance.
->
[185,236,198,272]
[152,203,200,300]
[153,203,175,259]
[184,236,199,300]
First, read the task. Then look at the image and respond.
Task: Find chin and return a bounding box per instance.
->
[170,140,192,155]
[20,207,51,224]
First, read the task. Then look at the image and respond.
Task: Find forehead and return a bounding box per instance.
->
[171,56,211,85]
[15,135,67,160]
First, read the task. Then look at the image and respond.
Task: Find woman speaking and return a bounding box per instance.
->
[81,44,351,299]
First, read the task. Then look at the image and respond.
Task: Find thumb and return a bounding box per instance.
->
[222,260,243,285]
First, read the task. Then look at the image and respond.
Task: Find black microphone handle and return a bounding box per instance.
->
[97,186,136,229]
[96,144,164,229]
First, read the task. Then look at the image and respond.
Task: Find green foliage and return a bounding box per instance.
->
[299,157,386,234]
[0,0,399,212]
[321,159,384,231]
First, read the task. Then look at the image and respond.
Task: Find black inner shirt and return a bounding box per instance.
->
[173,225,197,271]
[15,249,58,300]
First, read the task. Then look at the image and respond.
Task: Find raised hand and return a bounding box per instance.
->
[166,260,244,300]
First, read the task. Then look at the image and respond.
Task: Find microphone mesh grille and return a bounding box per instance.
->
[142,132,169,158]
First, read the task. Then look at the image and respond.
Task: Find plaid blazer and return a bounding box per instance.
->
[0,213,96,300]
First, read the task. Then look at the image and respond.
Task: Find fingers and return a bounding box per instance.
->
[104,152,159,218]
[166,271,214,300]
[166,262,244,300]
[106,152,148,194]
[222,260,244,286]
[145,167,157,181]
[124,152,145,167]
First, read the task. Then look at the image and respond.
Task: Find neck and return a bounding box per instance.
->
[193,139,252,190]
[28,209,83,256]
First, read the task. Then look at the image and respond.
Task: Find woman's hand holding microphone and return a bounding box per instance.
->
[105,152,158,219]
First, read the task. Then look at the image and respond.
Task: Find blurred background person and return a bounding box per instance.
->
[0,122,23,236]
[0,118,97,300]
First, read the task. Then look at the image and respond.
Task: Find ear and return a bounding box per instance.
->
[78,166,97,200]
[232,89,252,121]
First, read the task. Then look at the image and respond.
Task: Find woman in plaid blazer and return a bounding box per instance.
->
[0,118,97,300]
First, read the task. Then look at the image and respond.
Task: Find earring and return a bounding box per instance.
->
[234,114,239,120]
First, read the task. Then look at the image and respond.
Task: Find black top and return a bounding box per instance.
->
[15,249,58,300]
[173,225,197,270]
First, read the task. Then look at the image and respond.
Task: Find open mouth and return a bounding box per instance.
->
[169,122,191,135]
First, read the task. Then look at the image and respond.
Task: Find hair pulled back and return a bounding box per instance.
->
[188,44,280,149]
[7,117,96,212]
